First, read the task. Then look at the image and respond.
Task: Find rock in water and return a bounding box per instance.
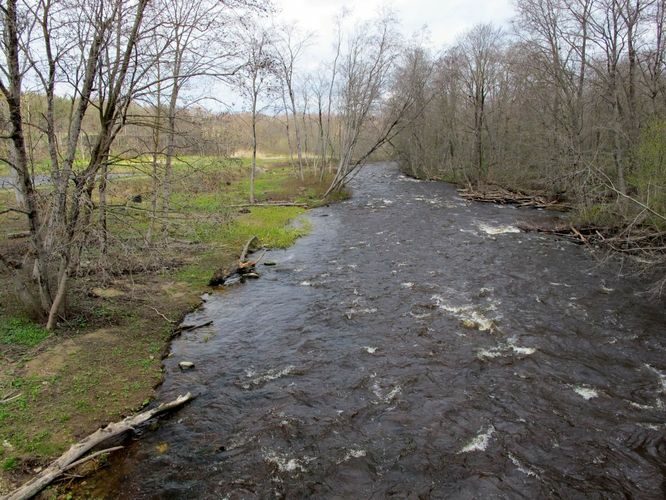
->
[179,361,195,370]
[209,267,233,286]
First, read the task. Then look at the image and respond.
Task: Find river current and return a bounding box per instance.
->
[88,163,665,498]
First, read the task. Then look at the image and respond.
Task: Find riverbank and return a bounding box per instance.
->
[0,159,346,495]
[401,167,666,294]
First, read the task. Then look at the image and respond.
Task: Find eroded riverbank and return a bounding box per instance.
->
[82,163,665,498]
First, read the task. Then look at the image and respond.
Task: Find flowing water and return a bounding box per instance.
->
[88,163,665,498]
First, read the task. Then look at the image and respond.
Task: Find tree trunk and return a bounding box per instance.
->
[251,110,257,204]
[98,161,108,256]
[1,0,53,317]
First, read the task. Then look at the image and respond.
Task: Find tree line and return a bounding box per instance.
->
[391,0,666,291]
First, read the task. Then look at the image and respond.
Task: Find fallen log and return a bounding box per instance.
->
[457,186,570,211]
[225,202,309,208]
[60,446,125,474]
[0,392,22,405]
[515,220,572,234]
[3,393,194,500]
[239,235,259,263]
[516,218,665,262]
[7,231,30,240]
[570,225,590,246]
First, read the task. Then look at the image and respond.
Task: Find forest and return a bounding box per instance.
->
[392,0,666,293]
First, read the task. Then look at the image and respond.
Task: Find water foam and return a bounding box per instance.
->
[263,451,315,473]
[432,295,497,331]
[476,223,521,235]
[345,308,377,319]
[645,364,666,392]
[338,448,367,464]
[508,453,541,478]
[398,175,422,182]
[511,345,536,355]
[477,348,503,359]
[459,425,495,453]
[476,338,536,360]
[628,400,658,410]
[573,386,598,400]
[240,365,296,390]
[371,380,402,403]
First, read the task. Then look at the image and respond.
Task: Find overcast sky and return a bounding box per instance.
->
[212,0,516,110]
[273,0,516,56]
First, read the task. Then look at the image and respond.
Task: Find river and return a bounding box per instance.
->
[85,163,666,498]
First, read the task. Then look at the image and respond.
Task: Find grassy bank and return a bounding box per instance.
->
[0,158,346,494]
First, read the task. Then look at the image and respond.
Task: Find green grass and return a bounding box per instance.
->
[175,205,311,287]
[0,318,50,347]
[0,375,69,466]
[192,206,309,247]
[573,203,621,228]
[231,206,311,247]
[2,457,18,471]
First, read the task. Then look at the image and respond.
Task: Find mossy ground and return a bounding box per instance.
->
[0,157,347,495]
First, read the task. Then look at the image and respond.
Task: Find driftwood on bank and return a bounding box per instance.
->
[517,221,666,256]
[176,320,213,333]
[239,235,259,263]
[517,220,604,242]
[227,202,309,209]
[3,393,194,500]
[209,235,265,286]
[458,186,570,211]
[0,392,22,405]
[7,231,30,240]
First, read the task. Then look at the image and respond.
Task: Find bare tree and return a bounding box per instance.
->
[236,27,275,203]
[272,23,310,179]
[457,24,504,183]
[323,15,343,171]
[639,0,666,113]
[324,13,405,196]
[0,0,152,328]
